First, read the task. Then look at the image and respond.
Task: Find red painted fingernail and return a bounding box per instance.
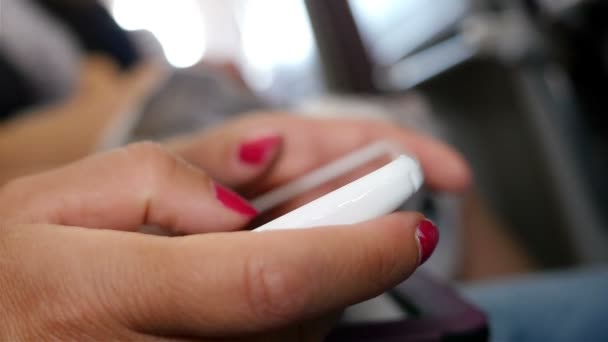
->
[214,183,258,217]
[238,135,282,166]
[416,219,439,266]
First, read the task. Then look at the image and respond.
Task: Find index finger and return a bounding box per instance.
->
[0,142,257,234]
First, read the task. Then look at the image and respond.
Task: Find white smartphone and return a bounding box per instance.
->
[253,143,424,232]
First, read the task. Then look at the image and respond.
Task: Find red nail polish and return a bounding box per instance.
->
[238,136,282,166]
[214,183,258,217]
[416,220,439,266]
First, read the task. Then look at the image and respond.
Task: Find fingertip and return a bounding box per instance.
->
[164,181,258,235]
[213,183,259,218]
[377,214,440,267]
[365,212,430,271]
[372,212,426,231]
[422,144,473,192]
[237,134,283,167]
[372,212,426,251]
[199,132,284,189]
[415,219,440,266]
[447,152,474,191]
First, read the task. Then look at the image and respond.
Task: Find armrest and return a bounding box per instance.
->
[328,272,488,342]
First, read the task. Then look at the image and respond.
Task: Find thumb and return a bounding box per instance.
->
[0,142,258,235]
[109,213,438,337]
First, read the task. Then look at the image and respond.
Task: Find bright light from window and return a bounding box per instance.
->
[111,0,206,68]
[240,0,314,89]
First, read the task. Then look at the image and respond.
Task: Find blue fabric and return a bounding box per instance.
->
[461,268,608,342]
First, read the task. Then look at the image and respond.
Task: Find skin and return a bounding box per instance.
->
[0,55,166,185]
[0,115,471,340]
[171,113,471,193]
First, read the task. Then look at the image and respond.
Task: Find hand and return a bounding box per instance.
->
[66,55,169,150]
[0,143,436,341]
[170,113,471,199]
[73,54,168,112]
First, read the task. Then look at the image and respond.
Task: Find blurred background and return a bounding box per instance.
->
[1,0,607,291]
[107,0,326,106]
[102,0,608,272]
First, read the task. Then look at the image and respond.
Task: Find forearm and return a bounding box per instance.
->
[0,100,117,184]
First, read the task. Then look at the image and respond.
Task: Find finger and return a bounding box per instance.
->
[119,61,169,101]
[78,55,121,89]
[112,213,435,337]
[0,142,257,234]
[171,130,283,188]
[264,114,471,192]
[0,225,155,340]
[174,114,471,193]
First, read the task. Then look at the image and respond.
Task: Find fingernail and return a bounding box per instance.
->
[238,135,282,166]
[214,183,258,217]
[416,219,439,266]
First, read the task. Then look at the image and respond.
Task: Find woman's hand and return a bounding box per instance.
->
[170,113,472,197]
[0,142,436,341]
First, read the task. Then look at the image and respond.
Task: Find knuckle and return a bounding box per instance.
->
[125,141,173,166]
[242,256,310,324]
[124,142,181,181]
